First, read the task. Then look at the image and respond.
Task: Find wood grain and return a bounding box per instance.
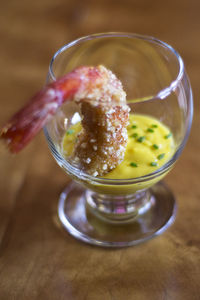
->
[0,0,200,299]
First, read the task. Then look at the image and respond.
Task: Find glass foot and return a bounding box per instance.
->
[58,182,176,247]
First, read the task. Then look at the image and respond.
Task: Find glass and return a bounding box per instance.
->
[44,33,193,247]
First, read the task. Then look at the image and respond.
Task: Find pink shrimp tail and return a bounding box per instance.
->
[0,66,101,153]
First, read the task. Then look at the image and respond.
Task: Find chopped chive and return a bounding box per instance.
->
[130,162,138,167]
[131,125,137,129]
[147,128,154,133]
[131,133,138,138]
[157,153,165,160]
[164,132,172,139]
[150,162,158,167]
[137,136,146,143]
[153,144,159,150]
[66,129,74,135]
[152,124,158,128]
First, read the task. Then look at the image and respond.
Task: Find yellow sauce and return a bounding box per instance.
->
[62,114,175,179]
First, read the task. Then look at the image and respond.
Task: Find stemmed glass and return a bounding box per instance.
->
[44,33,193,247]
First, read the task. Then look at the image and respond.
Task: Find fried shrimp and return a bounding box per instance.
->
[0,65,129,176]
[73,65,130,176]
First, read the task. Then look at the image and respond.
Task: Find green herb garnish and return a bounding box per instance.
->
[147,128,154,133]
[152,124,158,128]
[130,162,138,167]
[157,153,165,160]
[150,162,158,167]
[137,136,146,143]
[131,133,138,138]
[131,125,137,129]
[164,133,172,139]
[66,129,74,135]
[153,144,159,150]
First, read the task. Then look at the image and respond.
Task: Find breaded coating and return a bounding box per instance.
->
[73,65,130,176]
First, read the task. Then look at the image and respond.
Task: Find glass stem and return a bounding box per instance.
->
[86,189,154,224]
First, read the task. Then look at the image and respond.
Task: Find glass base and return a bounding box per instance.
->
[58,181,176,247]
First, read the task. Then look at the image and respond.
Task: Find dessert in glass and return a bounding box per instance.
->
[43,33,193,247]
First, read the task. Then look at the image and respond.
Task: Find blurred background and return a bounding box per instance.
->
[0,1,199,299]
[0,0,199,114]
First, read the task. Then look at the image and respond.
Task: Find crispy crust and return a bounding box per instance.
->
[73,65,130,176]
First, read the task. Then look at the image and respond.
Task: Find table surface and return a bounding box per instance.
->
[0,1,200,299]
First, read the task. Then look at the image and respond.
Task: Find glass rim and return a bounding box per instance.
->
[45,32,193,186]
[49,32,185,102]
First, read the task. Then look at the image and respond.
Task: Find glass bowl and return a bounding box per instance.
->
[44,33,193,247]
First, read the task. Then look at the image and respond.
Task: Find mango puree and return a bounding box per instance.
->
[62,114,175,194]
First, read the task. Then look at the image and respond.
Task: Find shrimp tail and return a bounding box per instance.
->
[0,66,100,153]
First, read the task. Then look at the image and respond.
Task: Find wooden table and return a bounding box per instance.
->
[0,1,199,299]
